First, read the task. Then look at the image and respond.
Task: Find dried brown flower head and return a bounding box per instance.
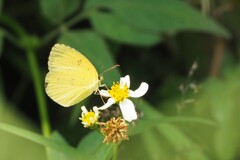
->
[100,117,128,144]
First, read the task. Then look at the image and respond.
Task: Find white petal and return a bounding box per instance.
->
[93,106,99,116]
[129,82,149,98]
[98,98,116,110]
[120,75,130,88]
[119,99,137,122]
[82,122,89,127]
[80,112,84,119]
[81,106,88,114]
[99,90,111,97]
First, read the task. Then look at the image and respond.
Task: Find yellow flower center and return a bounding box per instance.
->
[108,82,129,102]
[82,112,95,125]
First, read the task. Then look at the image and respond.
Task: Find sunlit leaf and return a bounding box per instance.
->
[48,131,74,160]
[0,98,45,160]
[157,123,210,160]
[193,67,240,160]
[0,122,80,158]
[140,129,165,159]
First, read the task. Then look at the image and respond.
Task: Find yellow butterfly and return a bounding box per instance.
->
[45,44,100,107]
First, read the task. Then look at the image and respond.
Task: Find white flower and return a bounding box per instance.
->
[79,106,99,128]
[98,75,149,122]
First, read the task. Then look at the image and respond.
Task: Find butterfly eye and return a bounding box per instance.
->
[99,76,103,81]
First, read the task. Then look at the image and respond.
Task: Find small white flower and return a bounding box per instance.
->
[79,106,99,128]
[98,75,149,122]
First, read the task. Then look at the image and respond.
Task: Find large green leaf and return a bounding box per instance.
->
[77,131,103,154]
[0,122,80,158]
[58,30,120,86]
[0,90,45,160]
[157,123,209,160]
[193,67,240,160]
[48,131,75,160]
[85,0,230,38]
[140,129,165,160]
[129,99,215,137]
[128,99,164,136]
[40,0,80,24]
[78,131,113,160]
[90,12,161,46]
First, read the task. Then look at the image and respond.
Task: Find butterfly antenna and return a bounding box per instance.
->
[100,64,120,77]
[100,92,106,104]
[94,89,106,104]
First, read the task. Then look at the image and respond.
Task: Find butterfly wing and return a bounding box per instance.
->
[45,44,99,107]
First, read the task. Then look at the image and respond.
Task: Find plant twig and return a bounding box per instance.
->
[209,37,225,77]
[26,49,51,137]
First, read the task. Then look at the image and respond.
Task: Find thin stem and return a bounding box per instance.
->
[112,143,119,160]
[41,12,87,46]
[65,12,87,27]
[0,28,21,48]
[201,0,210,15]
[0,15,25,36]
[41,28,60,46]
[209,37,225,77]
[26,49,51,137]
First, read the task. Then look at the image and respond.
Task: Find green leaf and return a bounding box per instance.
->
[48,131,74,160]
[140,129,165,159]
[77,131,113,160]
[92,142,113,160]
[157,123,210,160]
[128,99,164,136]
[161,116,216,126]
[86,0,230,38]
[0,98,45,160]
[77,131,103,154]
[90,12,161,46]
[58,30,119,85]
[0,122,80,158]
[193,67,240,160]
[40,0,80,24]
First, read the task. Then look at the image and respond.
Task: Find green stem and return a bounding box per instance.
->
[65,12,87,27]
[41,13,87,45]
[0,28,20,48]
[112,143,119,160]
[0,14,27,37]
[26,49,51,137]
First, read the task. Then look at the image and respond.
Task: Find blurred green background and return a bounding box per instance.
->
[1,0,240,159]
